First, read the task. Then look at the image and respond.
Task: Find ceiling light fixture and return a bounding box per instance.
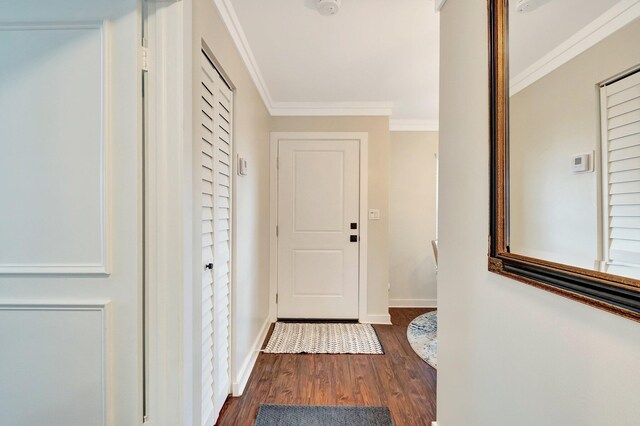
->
[317,0,341,16]
[517,0,551,13]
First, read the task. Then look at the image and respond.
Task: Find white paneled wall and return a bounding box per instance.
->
[0,2,142,425]
[0,304,108,426]
[0,24,108,274]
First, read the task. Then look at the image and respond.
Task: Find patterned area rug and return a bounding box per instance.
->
[407,311,437,369]
[263,323,384,354]
[255,404,393,426]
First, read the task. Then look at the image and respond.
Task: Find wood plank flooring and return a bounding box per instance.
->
[215,308,436,425]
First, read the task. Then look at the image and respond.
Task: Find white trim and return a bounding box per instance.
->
[599,85,609,270]
[144,1,192,425]
[0,301,111,426]
[510,0,640,95]
[0,21,110,275]
[269,137,279,322]
[359,314,392,325]
[269,132,369,323]
[0,21,104,30]
[431,422,439,426]
[212,0,274,110]
[0,264,109,274]
[270,102,394,117]
[389,119,439,132]
[435,0,447,12]
[358,134,369,324]
[211,0,398,118]
[389,298,438,308]
[232,317,270,396]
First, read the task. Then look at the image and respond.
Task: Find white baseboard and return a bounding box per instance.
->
[389,298,437,308]
[359,313,392,325]
[231,317,271,396]
[431,422,438,426]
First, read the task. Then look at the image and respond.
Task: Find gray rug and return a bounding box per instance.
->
[263,323,383,354]
[407,311,437,369]
[255,404,393,426]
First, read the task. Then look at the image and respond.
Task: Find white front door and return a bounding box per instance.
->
[0,1,142,425]
[277,138,360,319]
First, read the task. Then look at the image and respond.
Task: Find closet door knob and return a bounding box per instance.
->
[205,263,213,270]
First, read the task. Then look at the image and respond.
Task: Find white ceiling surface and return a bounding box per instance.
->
[509,0,621,77]
[229,0,440,122]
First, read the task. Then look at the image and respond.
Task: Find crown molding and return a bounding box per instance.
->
[510,0,640,95]
[389,119,439,132]
[213,0,400,117]
[212,0,275,109]
[270,102,394,116]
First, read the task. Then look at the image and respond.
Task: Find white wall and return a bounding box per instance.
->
[192,0,272,399]
[437,1,640,425]
[389,131,438,307]
[510,19,640,270]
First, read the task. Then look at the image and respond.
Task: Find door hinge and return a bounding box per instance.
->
[143,415,149,424]
[141,42,149,72]
[276,225,279,237]
[276,157,279,170]
[276,293,278,304]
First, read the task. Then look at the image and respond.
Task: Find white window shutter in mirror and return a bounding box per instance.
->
[600,70,640,279]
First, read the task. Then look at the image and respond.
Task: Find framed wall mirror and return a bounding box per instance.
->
[488,0,640,322]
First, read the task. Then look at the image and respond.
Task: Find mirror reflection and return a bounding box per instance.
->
[509,0,640,279]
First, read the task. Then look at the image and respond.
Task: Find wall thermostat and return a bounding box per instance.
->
[571,152,592,173]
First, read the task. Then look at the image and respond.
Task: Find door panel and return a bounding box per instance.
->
[0,2,141,425]
[199,50,232,426]
[277,139,360,319]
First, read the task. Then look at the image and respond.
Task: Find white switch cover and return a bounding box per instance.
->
[368,209,380,220]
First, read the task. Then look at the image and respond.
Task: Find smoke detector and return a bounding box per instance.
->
[517,0,551,13]
[317,0,341,16]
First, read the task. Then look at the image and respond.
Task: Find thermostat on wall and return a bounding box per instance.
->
[571,152,592,173]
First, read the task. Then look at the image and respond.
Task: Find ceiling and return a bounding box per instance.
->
[228,0,634,124]
[229,0,440,123]
[509,0,622,76]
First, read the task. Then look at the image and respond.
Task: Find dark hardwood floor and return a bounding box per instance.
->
[215,308,437,426]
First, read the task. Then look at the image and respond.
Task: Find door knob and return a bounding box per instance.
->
[205,263,213,270]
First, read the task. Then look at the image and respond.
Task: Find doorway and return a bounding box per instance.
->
[270,133,369,320]
[199,46,234,425]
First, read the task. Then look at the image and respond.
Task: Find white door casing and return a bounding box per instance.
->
[276,138,361,319]
[199,49,233,426]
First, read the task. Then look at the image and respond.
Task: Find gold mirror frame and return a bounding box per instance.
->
[488,0,640,322]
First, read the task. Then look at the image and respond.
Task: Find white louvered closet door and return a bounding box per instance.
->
[200,50,233,426]
[601,70,640,279]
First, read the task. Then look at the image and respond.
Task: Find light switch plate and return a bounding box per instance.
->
[368,209,380,220]
[237,155,248,176]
